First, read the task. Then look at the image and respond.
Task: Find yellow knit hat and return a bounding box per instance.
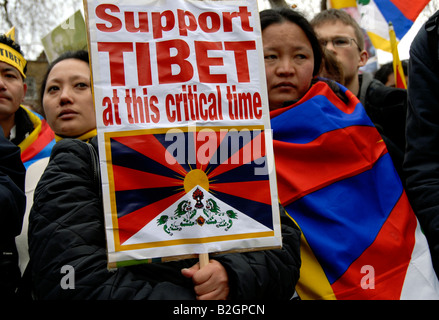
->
[0,27,27,78]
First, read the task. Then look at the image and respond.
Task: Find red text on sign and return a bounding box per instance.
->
[95,4,253,39]
[97,40,256,86]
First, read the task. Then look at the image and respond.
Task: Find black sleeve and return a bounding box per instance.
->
[364,80,407,181]
[28,139,195,299]
[0,130,25,298]
[404,22,439,278]
[366,81,407,153]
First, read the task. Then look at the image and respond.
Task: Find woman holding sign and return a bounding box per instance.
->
[262,8,439,299]
[26,51,301,299]
[16,50,98,294]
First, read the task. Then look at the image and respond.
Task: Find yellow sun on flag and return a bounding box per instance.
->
[183,169,210,193]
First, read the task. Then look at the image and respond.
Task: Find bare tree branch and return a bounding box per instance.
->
[1,0,13,28]
[0,0,82,59]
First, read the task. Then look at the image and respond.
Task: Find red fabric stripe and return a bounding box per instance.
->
[331,191,417,299]
[274,125,388,206]
[395,69,406,89]
[392,0,429,21]
[270,82,358,119]
[21,120,54,162]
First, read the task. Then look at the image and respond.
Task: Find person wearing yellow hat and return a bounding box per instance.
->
[0,28,32,299]
[0,28,55,170]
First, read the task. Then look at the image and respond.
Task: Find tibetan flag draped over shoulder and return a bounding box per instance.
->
[271,81,439,299]
[389,22,407,89]
[19,107,55,169]
[330,0,429,52]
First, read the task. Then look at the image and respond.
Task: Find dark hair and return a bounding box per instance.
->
[39,50,90,106]
[374,60,408,84]
[0,34,27,76]
[321,47,345,85]
[260,8,323,76]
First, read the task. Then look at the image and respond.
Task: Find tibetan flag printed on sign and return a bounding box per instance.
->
[105,127,275,265]
[271,81,439,299]
[330,0,429,52]
[84,0,281,268]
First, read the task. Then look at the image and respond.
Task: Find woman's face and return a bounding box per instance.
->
[263,21,314,111]
[43,58,95,137]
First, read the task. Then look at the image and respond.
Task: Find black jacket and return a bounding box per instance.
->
[358,72,407,181]
[0,128,26,299]
[28,138,301,299]
[404,11,439,279]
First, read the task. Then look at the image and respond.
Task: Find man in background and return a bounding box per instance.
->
[0,29,54,169]
[311,9,407,181]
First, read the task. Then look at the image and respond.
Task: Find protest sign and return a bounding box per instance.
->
[84,0,281,268]
[42,10,88,62]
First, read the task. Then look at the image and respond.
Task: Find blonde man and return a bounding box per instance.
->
[311,9,407,181]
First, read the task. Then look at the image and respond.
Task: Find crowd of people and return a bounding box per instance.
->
[2,5,439,300]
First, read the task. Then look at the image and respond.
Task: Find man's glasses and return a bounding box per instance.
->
[319,37,361,50]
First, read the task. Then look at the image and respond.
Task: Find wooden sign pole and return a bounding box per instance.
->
[199,253,209,268]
